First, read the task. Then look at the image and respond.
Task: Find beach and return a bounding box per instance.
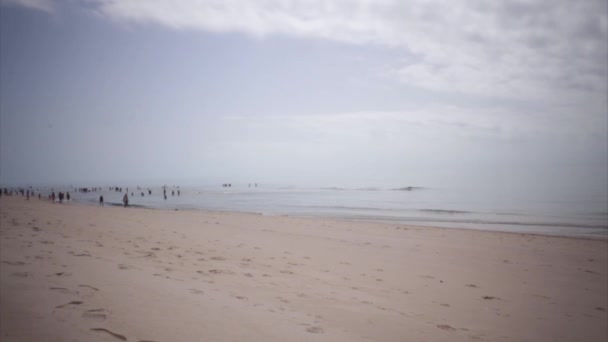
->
[1,196,607,341]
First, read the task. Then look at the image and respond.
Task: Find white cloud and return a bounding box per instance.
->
[5,0,605,107]
[84,0,607,105]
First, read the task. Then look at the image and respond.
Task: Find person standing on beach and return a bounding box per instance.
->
[99,195,104,207]
[123,193,129,207]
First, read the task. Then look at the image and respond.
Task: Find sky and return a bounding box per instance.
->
[0,0,607,194]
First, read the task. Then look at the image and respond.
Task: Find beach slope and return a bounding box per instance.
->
[1,197,606,341]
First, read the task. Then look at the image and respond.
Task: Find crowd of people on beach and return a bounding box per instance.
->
[1,187,71,203]
[1,184,187,209]
[2,183,257,208]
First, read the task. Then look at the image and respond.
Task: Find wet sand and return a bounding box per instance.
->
[1,196,606,341]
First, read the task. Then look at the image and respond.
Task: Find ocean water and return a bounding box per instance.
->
[49,184,608,239]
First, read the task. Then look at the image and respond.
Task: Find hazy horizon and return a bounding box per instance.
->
[1,1,606,198]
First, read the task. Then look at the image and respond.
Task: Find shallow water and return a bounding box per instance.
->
[38,184,608,239]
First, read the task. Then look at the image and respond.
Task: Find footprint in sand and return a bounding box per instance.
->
[189,289,204,295]
[276,297,290,304]
[55,301,83,309]
[79,284,100,292]
[2,261,26,266]
[208,269,233,275]
[437,324,456,331]
[82,308,107,321]
[49,287,79,295]
[306,327,324,334]
[90,328,127,341]
[118,264,134,270]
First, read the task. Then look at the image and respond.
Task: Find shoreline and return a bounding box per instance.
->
[49,196,608,240]
[4,184,607,240]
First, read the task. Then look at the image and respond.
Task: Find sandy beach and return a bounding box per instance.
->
[1,196,606,341]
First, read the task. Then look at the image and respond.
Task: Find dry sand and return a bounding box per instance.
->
[1,196,606,341]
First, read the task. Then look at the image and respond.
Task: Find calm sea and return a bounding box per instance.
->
[47,184,608,239]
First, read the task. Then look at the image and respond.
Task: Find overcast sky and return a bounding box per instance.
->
[1,0,606,193]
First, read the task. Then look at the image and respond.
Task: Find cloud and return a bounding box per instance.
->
[84,0,607,104]
[1,0,54,12]
[4,0,606,116]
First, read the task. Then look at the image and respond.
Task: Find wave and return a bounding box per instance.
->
[328,214,608,230]
[419,209,471,214]
[298,204,401,212]
[392,186,424,191]
[319,186,423,191]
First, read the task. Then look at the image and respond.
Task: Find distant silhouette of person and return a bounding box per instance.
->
[148,189,152,195]
[66,192,70,201]
[99,195,104,207]
[177,190,180,196]
[123,193,129,207]
[172,190,174,196]
[141,192,144,197]
[26,190,30,200]
[51,192,56,203]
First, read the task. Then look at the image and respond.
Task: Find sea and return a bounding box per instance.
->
[32,183,608,239]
